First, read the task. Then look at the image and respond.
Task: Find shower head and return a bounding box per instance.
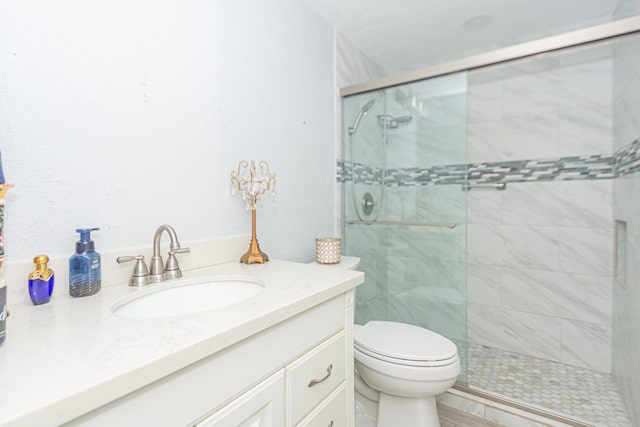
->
[361,99,376,113]
[348,99,376,136]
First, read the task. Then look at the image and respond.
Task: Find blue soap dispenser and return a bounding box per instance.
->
[69,227,101,297]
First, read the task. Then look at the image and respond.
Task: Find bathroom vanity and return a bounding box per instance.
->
[0,260,363,426]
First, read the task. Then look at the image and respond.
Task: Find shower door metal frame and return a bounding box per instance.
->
[341,15,640,96]
[341,15,640,427]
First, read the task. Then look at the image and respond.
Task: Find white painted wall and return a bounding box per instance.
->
[0,0,336,264]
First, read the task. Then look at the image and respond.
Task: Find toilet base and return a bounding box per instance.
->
[355,389,378,427]
[377,393,440,427]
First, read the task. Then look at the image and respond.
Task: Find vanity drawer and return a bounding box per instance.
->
[297,384,346,427]
[287,331,346,424]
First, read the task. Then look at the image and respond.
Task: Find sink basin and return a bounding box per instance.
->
[112,277,264,319]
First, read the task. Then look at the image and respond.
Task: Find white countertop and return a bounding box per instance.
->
[0,260,364,427]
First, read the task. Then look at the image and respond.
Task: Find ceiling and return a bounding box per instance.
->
[303,0,622,73]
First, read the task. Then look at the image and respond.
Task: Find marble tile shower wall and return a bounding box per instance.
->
[612,35,640,427]
[466,57,615,373]
[336,34,387,242]
[382,98,467,341]
[341,55,630,373]
[342,49,640,376]
[345,91,469,345]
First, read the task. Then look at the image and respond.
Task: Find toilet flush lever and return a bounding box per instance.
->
[308,364,333,388]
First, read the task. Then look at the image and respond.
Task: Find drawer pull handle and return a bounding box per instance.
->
[308,364,333,388]
[328,421,334,427]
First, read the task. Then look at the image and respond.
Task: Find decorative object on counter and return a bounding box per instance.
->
[0,148,11,345]
[0,148,4,185]
[28,255,54,305]
[315,238,341,264]
[0,186,11,269]
[0,277,6,346]
[230,160,277,264]
[0,147,14,269]
[69,228,102,297]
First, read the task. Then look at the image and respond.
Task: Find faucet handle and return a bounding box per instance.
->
[117,255,149,287]
[164,247,190,280]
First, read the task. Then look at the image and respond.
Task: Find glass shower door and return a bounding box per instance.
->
[342,72,469,382]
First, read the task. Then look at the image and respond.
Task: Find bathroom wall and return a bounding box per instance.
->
[336,34,386,89]
[612,34,640,426]
[466,45,615,372]
[0,0,336,266]
[614,0,640,19]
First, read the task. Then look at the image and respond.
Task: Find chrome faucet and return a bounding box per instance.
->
[149,224,190,283]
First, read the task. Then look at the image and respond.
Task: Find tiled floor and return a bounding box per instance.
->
[439,404,502,427]
[467,344,633,427]
[356,401,500,427]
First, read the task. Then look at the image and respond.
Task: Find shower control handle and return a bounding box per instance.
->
[362,192,375,216]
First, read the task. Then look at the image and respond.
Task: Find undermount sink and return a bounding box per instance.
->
[112,277,265,319]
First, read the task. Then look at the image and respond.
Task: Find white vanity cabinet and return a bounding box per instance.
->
[194,371,286,427]
[66,291,355,427]
[286,331,346,425]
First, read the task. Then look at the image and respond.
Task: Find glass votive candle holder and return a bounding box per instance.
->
[316,238,341,264]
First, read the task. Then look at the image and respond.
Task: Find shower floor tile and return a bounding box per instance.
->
[467,344,632,427]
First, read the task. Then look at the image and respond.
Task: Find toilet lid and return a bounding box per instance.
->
[354,321,457,363]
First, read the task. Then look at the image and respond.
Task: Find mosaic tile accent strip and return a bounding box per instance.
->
[615,138,640,176]
[390,164,468,187]
[337,138,640,186]
[338,155,614,186]
[337,160,383,185]
[467,343,633,427]
[466,155,614,184]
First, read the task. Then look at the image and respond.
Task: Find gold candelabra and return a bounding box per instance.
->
[230,160,276,264]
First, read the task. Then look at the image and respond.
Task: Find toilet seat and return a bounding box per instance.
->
[355,343,458,367]
[354,321,457,367]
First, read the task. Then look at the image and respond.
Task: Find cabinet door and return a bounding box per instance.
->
[297,384,346,427]
[195,371,285,427]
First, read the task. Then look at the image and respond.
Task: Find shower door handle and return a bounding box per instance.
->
[462,182,507,191]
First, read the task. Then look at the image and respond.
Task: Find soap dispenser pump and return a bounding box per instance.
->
[69,227,101,297]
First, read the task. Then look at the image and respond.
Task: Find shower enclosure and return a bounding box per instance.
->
[341,21,640,427]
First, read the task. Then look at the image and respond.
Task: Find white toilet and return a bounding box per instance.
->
[312,256,460,427]
[354,321,460,427]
